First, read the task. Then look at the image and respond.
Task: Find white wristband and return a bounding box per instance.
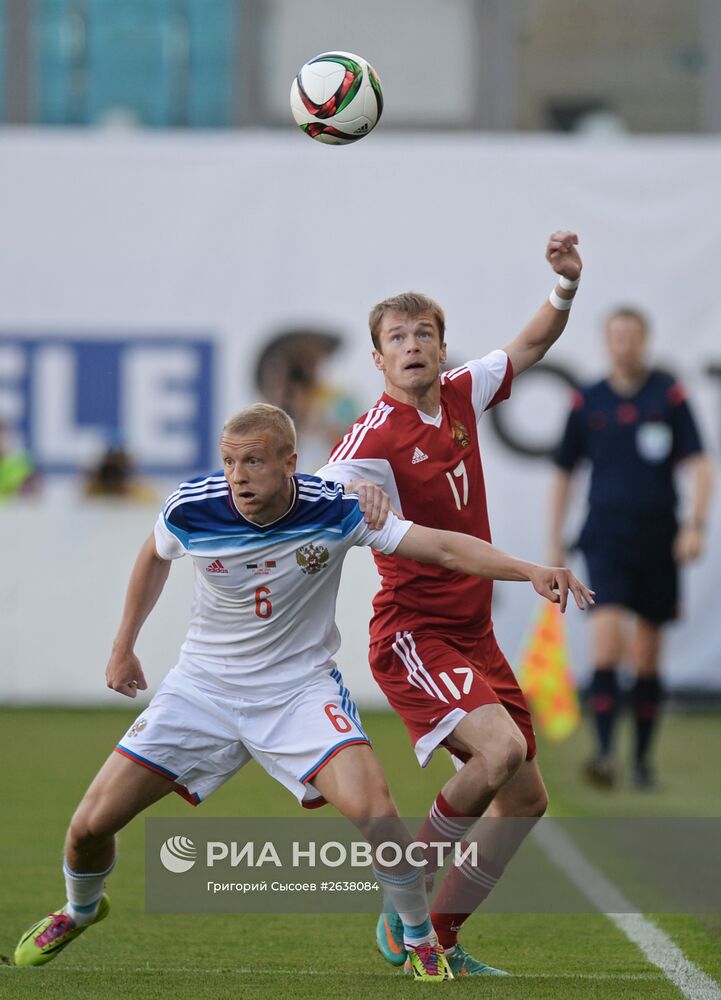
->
[558,275,580,290]
[549,288,573,311]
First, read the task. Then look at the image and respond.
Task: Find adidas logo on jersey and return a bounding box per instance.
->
[206,559,228,574]
[412,447,428,464]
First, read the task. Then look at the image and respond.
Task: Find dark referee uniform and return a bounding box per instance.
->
[555,370,704,623]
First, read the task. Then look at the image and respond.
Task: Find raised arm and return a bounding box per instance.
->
[105,533,172,698]
[394,523,594,612]
[503,231,583,378]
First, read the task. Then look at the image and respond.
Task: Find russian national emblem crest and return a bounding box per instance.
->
[452,420,470,449]
[126,717,148,739]
[295,542,330,575]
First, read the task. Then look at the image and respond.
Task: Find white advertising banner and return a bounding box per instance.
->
[1,131,719,702]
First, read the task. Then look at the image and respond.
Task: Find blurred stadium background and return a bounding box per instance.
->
[1,1,719,708]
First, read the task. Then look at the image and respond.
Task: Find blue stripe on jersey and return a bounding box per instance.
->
[296,474,343,493]
[297,483,341,498]
[164,475,227,515]
[162,472,366,555]
[165,489,229,523]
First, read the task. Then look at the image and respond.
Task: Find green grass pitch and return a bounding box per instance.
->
[1,707,720,999]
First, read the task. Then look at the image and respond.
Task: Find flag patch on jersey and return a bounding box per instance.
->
[206,559,229,574]
[246,560,276,575]
[411,447,428,464]
[295,543,330,575]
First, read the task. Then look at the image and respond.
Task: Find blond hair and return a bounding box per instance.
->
[369,291,446,349]
[222,404,296,456]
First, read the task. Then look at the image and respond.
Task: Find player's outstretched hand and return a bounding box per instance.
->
[528,564,595,613]
[345,478,394,530]
[106,647,148,699]
[545,230,582,282]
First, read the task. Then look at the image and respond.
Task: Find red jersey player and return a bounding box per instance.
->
[317,230,584,977]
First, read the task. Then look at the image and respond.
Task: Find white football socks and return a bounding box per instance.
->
[373,866,435,947]
[63,857,115,925]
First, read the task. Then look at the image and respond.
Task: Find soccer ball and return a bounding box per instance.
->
[290,51,383,145]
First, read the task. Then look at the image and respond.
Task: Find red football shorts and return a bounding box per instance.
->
[370,629,536,767]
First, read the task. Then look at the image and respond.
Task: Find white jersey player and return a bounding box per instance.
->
[14,403,591,979]
[120,468,412,808]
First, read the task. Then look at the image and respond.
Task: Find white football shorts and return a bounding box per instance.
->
[115,665,369,807]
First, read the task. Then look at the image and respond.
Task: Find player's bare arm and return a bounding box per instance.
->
[673,452,714,563]
[395,523,594,612]
[503,230,583,378]
[548,467,574,566]
[105,534,171,698]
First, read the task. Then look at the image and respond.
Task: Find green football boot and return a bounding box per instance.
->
[14,895,110,967]
[444,943,509,977]
[404,942,454,981]
[375,910,407,966]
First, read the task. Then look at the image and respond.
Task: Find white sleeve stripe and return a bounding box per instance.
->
[298,487,338,497]
[164,475,226,510]
[297,479,343,500]
[332,405,393,463]
[329,408,381,462]
[165,482,227,504]
[328,411,375,463]
[445,365,470,382]
[342,408,391,462]
[298,491,340,503]
[297,479,341,494]
[329,403,392,462]
[166,474,225,499]
[164,487,229,519]
[297,483,334,493]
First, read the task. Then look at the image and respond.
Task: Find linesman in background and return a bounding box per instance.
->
[549,306,713,789]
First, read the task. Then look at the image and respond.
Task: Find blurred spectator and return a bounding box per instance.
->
[549,307,713,790]
[0,421,41,501]
[84,441,155,502]
[254,328,359,471]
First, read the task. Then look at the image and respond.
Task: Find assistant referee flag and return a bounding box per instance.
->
[516,603,580,743]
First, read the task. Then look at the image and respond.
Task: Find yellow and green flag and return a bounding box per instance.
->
[516,602,581,743]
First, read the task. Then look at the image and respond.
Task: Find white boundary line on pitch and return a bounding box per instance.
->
[2,966,664,980]
[533,821,721,1000]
